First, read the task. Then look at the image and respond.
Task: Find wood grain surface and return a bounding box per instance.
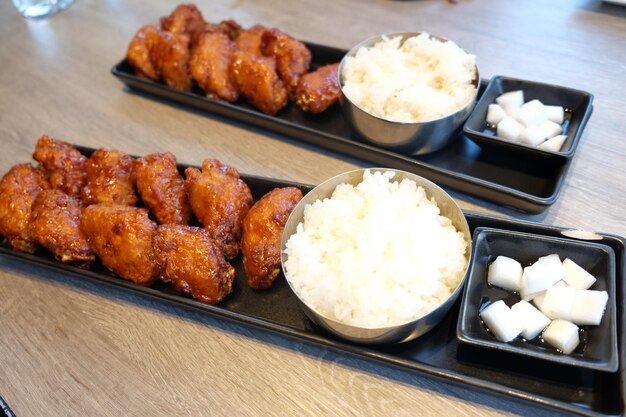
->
[0,0,625,416]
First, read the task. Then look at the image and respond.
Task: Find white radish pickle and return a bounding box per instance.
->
[480,300,523,342]
[486,104,507,125]
[539,120,563,138]
[545,105,564,124]
[496,90,524,109]
[488,256,522,292]
[518,126,547,147]
[511,300,551,340]
[518,99,548,127]
[532,280,567,310]
[540,285,576,320]
[520,254,564,300]
[562,258,596,290]
[538,135,567,152]
[571,290,608,326]
[497,117,524,141]
[542,319,580,354]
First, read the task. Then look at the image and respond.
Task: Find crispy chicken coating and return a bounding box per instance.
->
[242,187,302,290]
[235,24,268,56]
[192,19,242,46]
[134,152,190,225]
[82,149,137,206]
[0,164,50,253]
[28,190,94,268]
[159,3,206,37]
[231,51,288,115]
[262,28,311,98]
[127,24,192,91]
[154,225,235,304]
[295,63,341,113]
[184,159,252,259]
[190,31,239,102]
[81,204,159,285]
[32,135,87,197]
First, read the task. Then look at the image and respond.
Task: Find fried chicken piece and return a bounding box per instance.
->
[295,63,341,113]
[231,51,288,115]
[235,24,268,56]
[28,190,94,268]
[262,29,311,98]
[242,187,302,290]
[192,19,242,46]
[32,135,87,197]
[134,152,190,225]
[81,204,159,285]
[190,31,239,102]
[127,24,192,91]
[159,3,206,37]
[154,225,235,304]
[0,164,50,253]
[82,149,137,206]
[184,159,252,259]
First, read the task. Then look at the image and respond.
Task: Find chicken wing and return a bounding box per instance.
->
[184,159,252,259]
[231,51,288,115]
[0,164,50,253]
[32,135,87,197]
[235,24,268,56]
[241,187,302,290]
[134,152,190,225]
[295,63,341,113]
[159,3,206,37]
[80,204,159,285]
[190,31,239,102]
[82,149,137,206]
[154,225,235,304]
[262,28,311,98]
[28,190,94,268]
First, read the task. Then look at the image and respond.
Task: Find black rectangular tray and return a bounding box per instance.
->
[1,147,623,417]
[111,42,591,214]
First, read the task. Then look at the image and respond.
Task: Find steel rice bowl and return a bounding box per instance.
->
[338,32,480,155]
[280,169,471,345]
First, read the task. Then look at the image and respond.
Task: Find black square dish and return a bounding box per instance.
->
[463,76,593,161]
[457,227,618,372]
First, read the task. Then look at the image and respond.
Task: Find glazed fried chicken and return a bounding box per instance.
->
[134,152,190,225]
[295,63,341,113]
[262,29,311,98]
[127,24,192,91]
[190,31,239,102]
[32,135,87,197]
[154,225,235,304]
[184,159,252,259]
[231,51,288,115]
[241,187,302,290]
[235,24,268,56]
[82,149,137,206]
[28,190,94,268]
[81,204,159,285]
[159,3,206,37]
[192,19,242,45]
[0,164,50,253]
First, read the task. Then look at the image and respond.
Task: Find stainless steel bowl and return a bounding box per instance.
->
[338,32,480,155]
[280,168,472,345]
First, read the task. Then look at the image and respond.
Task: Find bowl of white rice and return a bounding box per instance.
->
[280,169,471,344]
[339,32,479,155]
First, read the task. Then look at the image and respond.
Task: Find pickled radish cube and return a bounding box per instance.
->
[511,300,551,340]
[502,103,522,122]
[545,105,564,124]
[541,285,576,320]
[518,99,548,127]
[538,135,567,152]
[533,280,567,310]
[486,104,506,125]
[571,290,608,325]
[542,320,579,354]
[518,126,547,147]
[520,254,565,300]
[562,258,596,290]
[497,117,524,141]
[480,300,522,342]
[488,256,522,291]
[539,120,563,138]
[496,90,524,109]
[537,254,566,283]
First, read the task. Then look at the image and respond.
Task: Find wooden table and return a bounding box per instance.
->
[0,0,624,415]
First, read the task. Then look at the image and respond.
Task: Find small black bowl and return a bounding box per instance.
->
[463,76,593,162]
[457,227,618,372]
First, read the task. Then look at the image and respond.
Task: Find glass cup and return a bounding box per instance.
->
[12,0,76,19]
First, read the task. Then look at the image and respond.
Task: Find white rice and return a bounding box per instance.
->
[341,33,477,123]
[283,170,468,328]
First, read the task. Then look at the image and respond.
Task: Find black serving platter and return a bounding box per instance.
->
[111,42,592,214]
[458,228,618,372]
[463,76,594,162]
[1,146,624,417]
